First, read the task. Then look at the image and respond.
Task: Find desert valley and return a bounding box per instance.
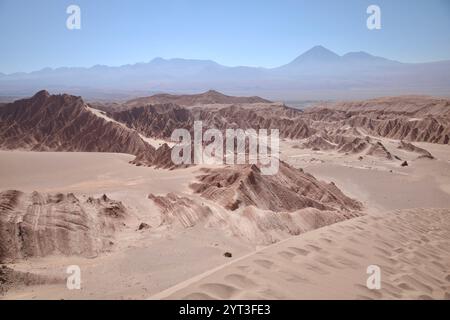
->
[0,89,449,299]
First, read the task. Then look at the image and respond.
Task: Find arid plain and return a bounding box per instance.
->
[0,91,449,299]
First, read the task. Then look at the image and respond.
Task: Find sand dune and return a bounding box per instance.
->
[1,92,450,300]
[153,208,450,300]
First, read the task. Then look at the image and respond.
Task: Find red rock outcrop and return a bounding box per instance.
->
[0,91,156,156]
[366,141,393,160]
[190,162,363,213]
[305,96,450,144]
[0,190,127,262]
[149,162,362,244]
[112,103,193,139]
[112,102,314,140]
[124,90,271,108]
[398,141,434,159]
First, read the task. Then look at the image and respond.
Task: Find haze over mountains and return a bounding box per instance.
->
[1,46,449,100]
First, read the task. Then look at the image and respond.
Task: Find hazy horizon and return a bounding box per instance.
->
[1,0,450,73]
[1,45,449,76]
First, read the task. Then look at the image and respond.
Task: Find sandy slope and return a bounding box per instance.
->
[1,137,450,299]
[1,92,450,300]
[0,151,255,299]
[153,208,450,300]
[282,137,450,213]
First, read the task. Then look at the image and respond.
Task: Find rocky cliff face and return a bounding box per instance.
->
[149,161,362,244]
[1,92,448,170]
[124,90,272,109]
[0,190,127,263]
[0,90,156,156]
[398,140,434,159]
[111,102,314,141]
[196,104,314,139]
[111,95,450,145]
[304,96,450,144]
[112,103,193,139]
[190,162,363,213]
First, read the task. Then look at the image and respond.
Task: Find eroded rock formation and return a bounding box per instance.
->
[0,190,127,262]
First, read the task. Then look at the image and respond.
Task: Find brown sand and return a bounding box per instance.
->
[1,93,450,300]
[282,137,450,213]
[153,208,450,300]
[1,136,450,299]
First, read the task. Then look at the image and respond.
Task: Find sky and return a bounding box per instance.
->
[0,0,449,73]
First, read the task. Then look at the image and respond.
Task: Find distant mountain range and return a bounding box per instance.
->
[1,46,449,100]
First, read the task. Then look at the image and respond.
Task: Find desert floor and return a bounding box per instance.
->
[153,208,450,300]
[1,135,450,299]
[282,137,450,213]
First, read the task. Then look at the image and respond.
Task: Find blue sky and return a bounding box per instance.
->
[0,0,449,73]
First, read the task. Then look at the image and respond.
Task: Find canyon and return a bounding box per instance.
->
[0,90,449,299]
